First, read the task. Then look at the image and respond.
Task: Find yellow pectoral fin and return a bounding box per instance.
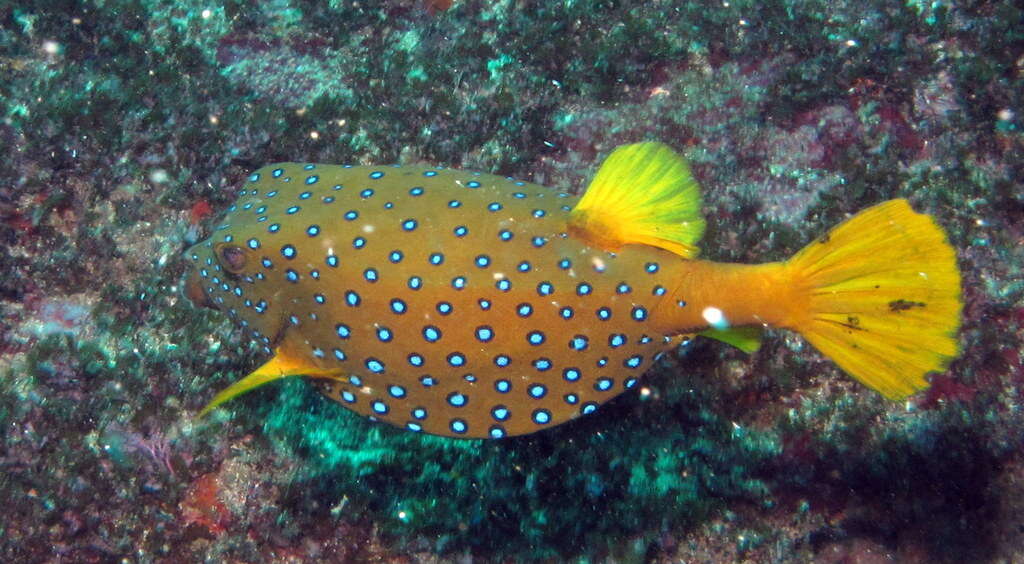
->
[197,348,341,417]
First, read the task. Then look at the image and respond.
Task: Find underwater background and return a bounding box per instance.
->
[1,1,1022,562]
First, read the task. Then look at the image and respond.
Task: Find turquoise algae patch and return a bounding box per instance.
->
[254,370,780,558]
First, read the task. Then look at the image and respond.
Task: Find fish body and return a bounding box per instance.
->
[190,163,682,437]
[187,143,963,438]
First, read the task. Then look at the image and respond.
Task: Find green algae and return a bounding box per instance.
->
[244,362,781,558]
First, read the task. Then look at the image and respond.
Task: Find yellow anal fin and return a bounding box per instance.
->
[699,326,764,353]
[197,348,341,417]
[568,142,705,258]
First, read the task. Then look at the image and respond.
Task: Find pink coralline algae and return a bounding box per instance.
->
[29,295,93,338]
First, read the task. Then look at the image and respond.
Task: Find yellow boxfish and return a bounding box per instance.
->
[185,142,962,439]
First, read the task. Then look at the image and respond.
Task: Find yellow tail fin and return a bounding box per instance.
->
[783,199,962,399]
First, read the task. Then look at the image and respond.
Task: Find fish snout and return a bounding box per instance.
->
[184,268,216,309]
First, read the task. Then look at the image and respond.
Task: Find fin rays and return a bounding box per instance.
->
[568,142,705,258]
[783,199,962,399]
[197,345,343,417]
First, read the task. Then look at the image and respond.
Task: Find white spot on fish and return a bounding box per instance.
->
[702,306,729,329]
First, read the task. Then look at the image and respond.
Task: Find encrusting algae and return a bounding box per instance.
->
[185,142,962,438]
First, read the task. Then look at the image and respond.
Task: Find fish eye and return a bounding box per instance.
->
[214,243,248,274]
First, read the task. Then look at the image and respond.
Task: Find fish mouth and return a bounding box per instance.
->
[184,268,216,309]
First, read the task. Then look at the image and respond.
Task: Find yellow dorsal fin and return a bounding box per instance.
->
[568,142,705,258]
[197,345,342,417]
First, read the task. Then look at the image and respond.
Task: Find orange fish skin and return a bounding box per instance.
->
[187,163,698,438]
[649,261,800,335]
